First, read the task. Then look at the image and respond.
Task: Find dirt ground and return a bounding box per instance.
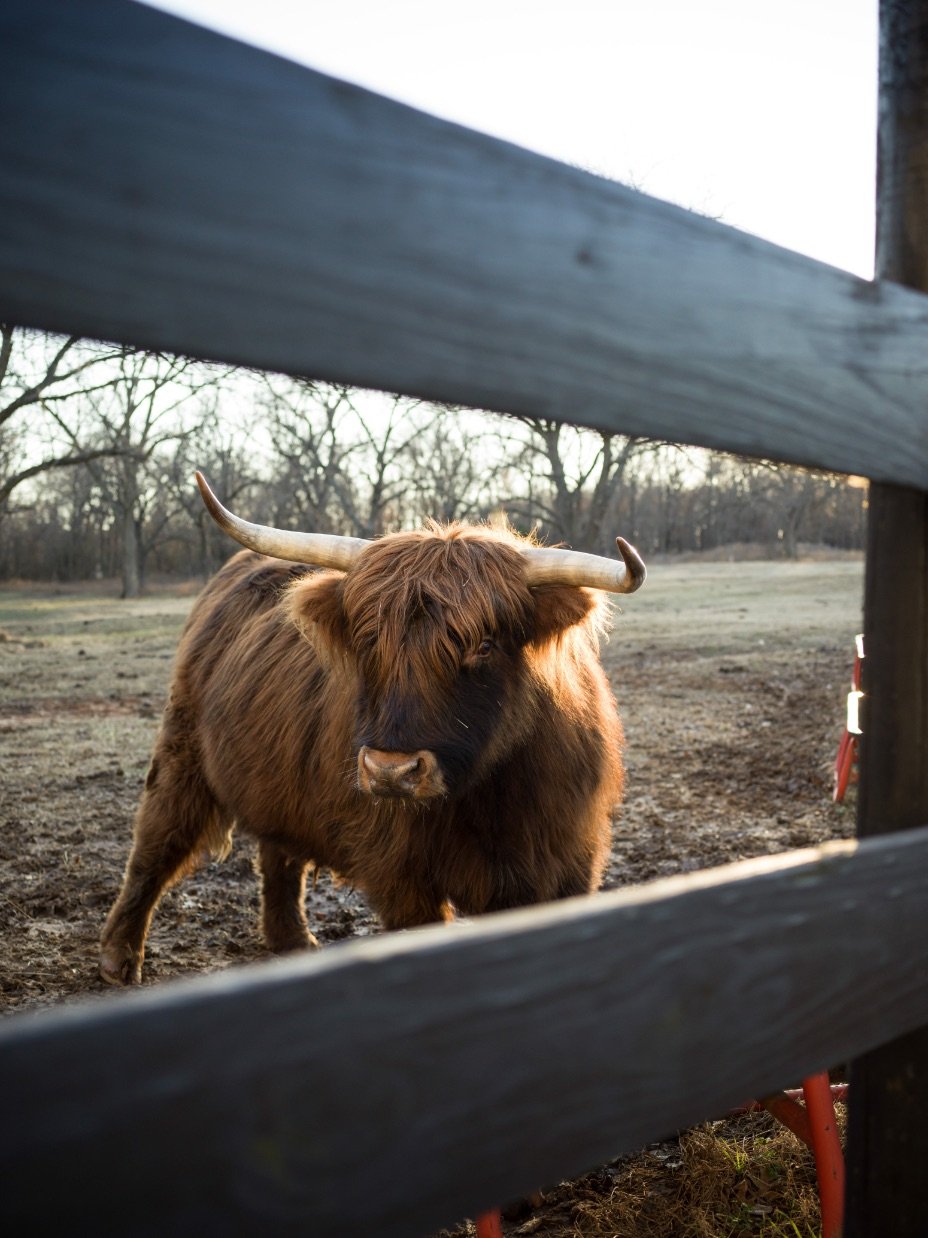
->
[0,554,864,1234]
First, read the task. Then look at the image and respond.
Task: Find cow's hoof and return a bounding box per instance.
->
[268,930,320,955]
[98,943,142,986]
[502,1192,544,1221]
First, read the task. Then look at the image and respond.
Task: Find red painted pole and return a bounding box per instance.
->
[803,1072,845,1238]
[475,1208,504,1238]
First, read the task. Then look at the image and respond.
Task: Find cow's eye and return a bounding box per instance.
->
[476,638,495,657]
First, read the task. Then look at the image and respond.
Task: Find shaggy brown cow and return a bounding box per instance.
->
[99,474,645,985]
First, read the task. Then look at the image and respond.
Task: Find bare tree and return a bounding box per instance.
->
[344,394,438,535]
[45,349,216,596]
[734,460,854,558]
[403,409,518,526]
[0,325,123,508]
[161,402,261,577]
[506,417,652,551]
[261,379,364,534]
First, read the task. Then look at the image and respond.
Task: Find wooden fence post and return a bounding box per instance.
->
[846,2,928,1232]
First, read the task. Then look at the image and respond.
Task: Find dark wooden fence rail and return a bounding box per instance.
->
[4,0,928,487]
[3,832,928,1236]
[2,0,927,1233]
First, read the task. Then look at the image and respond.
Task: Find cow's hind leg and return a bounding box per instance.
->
[369,879,454,931]
[99,738,230,986]
[257,840,318,953]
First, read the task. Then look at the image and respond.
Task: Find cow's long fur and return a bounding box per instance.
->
[100,524,624,984]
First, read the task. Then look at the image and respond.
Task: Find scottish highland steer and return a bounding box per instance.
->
[99,473,645,984]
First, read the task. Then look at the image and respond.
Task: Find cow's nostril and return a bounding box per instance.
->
[397,760,424,789]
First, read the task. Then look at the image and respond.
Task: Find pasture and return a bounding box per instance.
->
[0,554,863,1233]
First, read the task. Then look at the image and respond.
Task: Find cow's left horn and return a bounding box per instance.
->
[520,537,646,594]
[195,471,370,570]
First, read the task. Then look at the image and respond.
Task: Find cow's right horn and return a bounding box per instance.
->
[520,536,647,594]
[195,471,369,570]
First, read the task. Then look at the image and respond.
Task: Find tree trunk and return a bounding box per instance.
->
[120,506,141,598]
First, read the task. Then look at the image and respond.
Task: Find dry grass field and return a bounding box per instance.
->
[0,555,864,1235]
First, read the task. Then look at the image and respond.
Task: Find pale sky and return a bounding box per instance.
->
[145,0,878,280]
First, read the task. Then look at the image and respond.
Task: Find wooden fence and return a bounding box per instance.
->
[2,1,927,1233]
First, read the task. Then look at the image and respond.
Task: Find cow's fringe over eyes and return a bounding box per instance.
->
[288,521,608,692]
[344,527,531,681]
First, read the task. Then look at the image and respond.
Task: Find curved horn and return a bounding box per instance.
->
[195,471,369,570]
[520,536,646,594]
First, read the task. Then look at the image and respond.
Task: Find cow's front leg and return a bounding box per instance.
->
[257,840,318,953]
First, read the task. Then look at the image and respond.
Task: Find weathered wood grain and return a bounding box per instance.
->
[2,0,928,484]
[3,830,928,1236]
[846,5,928,1233]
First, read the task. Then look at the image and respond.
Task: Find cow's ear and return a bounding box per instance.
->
[527,585,600,645]
[286,571,349,655]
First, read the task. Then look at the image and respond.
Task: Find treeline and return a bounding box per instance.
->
[0,329,866,595]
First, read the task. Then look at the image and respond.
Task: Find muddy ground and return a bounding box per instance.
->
[0,555,864,1232]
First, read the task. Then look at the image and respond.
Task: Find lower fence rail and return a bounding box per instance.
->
[2,829,928,1236]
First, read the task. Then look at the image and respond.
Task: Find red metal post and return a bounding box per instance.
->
[475,1208,504,1238]
[803,1072,845,1238]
